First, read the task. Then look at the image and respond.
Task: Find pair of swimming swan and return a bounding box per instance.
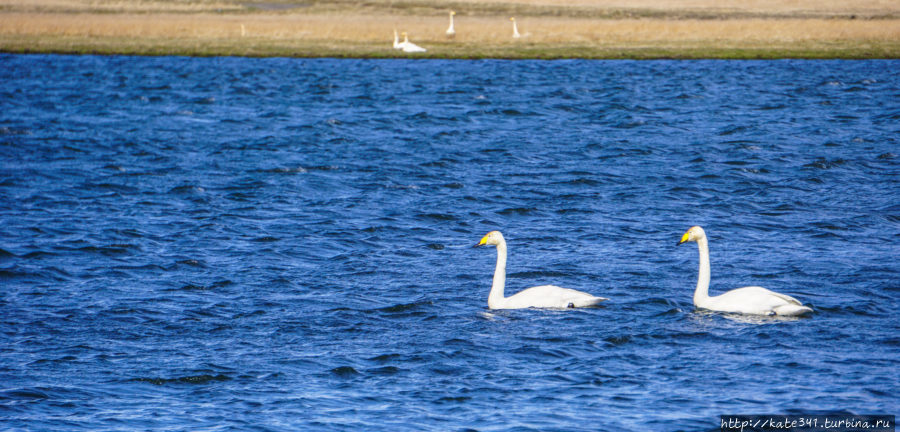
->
[475,226,813,316]
[392,30,427,53]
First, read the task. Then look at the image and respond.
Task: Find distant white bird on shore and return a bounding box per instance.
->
[510,17,521,38]
[393,29,402,49]
[446,11,456,38]
[400,32,427,53]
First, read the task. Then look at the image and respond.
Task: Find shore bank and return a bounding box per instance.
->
[1,1,898,58]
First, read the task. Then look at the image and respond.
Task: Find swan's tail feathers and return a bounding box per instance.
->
[773,304,813,316]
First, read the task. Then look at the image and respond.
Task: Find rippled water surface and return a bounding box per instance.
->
[1,55,898,431]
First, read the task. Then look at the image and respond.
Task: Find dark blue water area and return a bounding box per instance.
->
[1,54,898,431]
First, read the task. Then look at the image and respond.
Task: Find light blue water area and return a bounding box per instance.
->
[1,55,898,431]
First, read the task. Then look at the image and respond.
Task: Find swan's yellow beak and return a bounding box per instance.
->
[474,234,489,247]
[677,231,690,246]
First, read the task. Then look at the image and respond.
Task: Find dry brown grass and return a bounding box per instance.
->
[1,0,898,57]
[3,13,897,44]
[448,0,899,15]
[0,0,243,13]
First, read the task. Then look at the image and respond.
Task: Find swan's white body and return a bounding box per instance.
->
[678,226,813,316]
[510,17,521,38]
[476,231,607,310]
[401,32,427,52]
[446,11,456,38]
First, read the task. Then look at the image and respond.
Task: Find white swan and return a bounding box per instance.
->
[510,17,521,38]
[446,11,456,38]
[475,231,608,309]
[393,29,402,49]
[401,32,427,53]
[678,226,813,316]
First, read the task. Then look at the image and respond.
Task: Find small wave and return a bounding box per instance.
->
[497,207,538,216]
[556,178,600,187]
[555,208,592,214]
[416,212,456,221]
[21,250,57,259]
[169,280,232,291]
[173,284,213,291]
[330,366,360,377]
[803,157,849,170]
[130,374,231,386]
[258,166,308,174]
[434,396,471,404]
[193,96,215,105]
[82,182,139,193]
[481,108,527,116]
[374,300,432,314]
[113,263,166,272]
[604,335,633,346]
[511,346,573,359]
[718,125,751,136]
[168,185,205,194]
[305,165,342,171]
[65,245,137,256]
[877,337,900,346]
[0,126,31,135]
[366,366,401,376]
[232,310,266,319]
[0,269,38,279]
[0,388,50,400]
[252,236,280,242]
[367,353,402,363]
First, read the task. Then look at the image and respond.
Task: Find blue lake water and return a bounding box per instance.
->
[1,55,898,431]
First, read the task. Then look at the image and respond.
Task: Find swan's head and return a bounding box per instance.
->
[510,17,516,22]
[401,32,408,36]
[450,10,456,15]
[677,226,706,245]
[474,230,504,247]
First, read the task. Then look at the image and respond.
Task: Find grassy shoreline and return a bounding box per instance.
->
[2,1,898,59]
[4,35,898,60]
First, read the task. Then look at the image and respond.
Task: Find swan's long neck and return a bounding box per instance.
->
[404,34,409,43]
[694,235,711,305]
[512,21,520,37]
[488,239,508,308]
[393,30,399,47]
[448,14,454,31]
